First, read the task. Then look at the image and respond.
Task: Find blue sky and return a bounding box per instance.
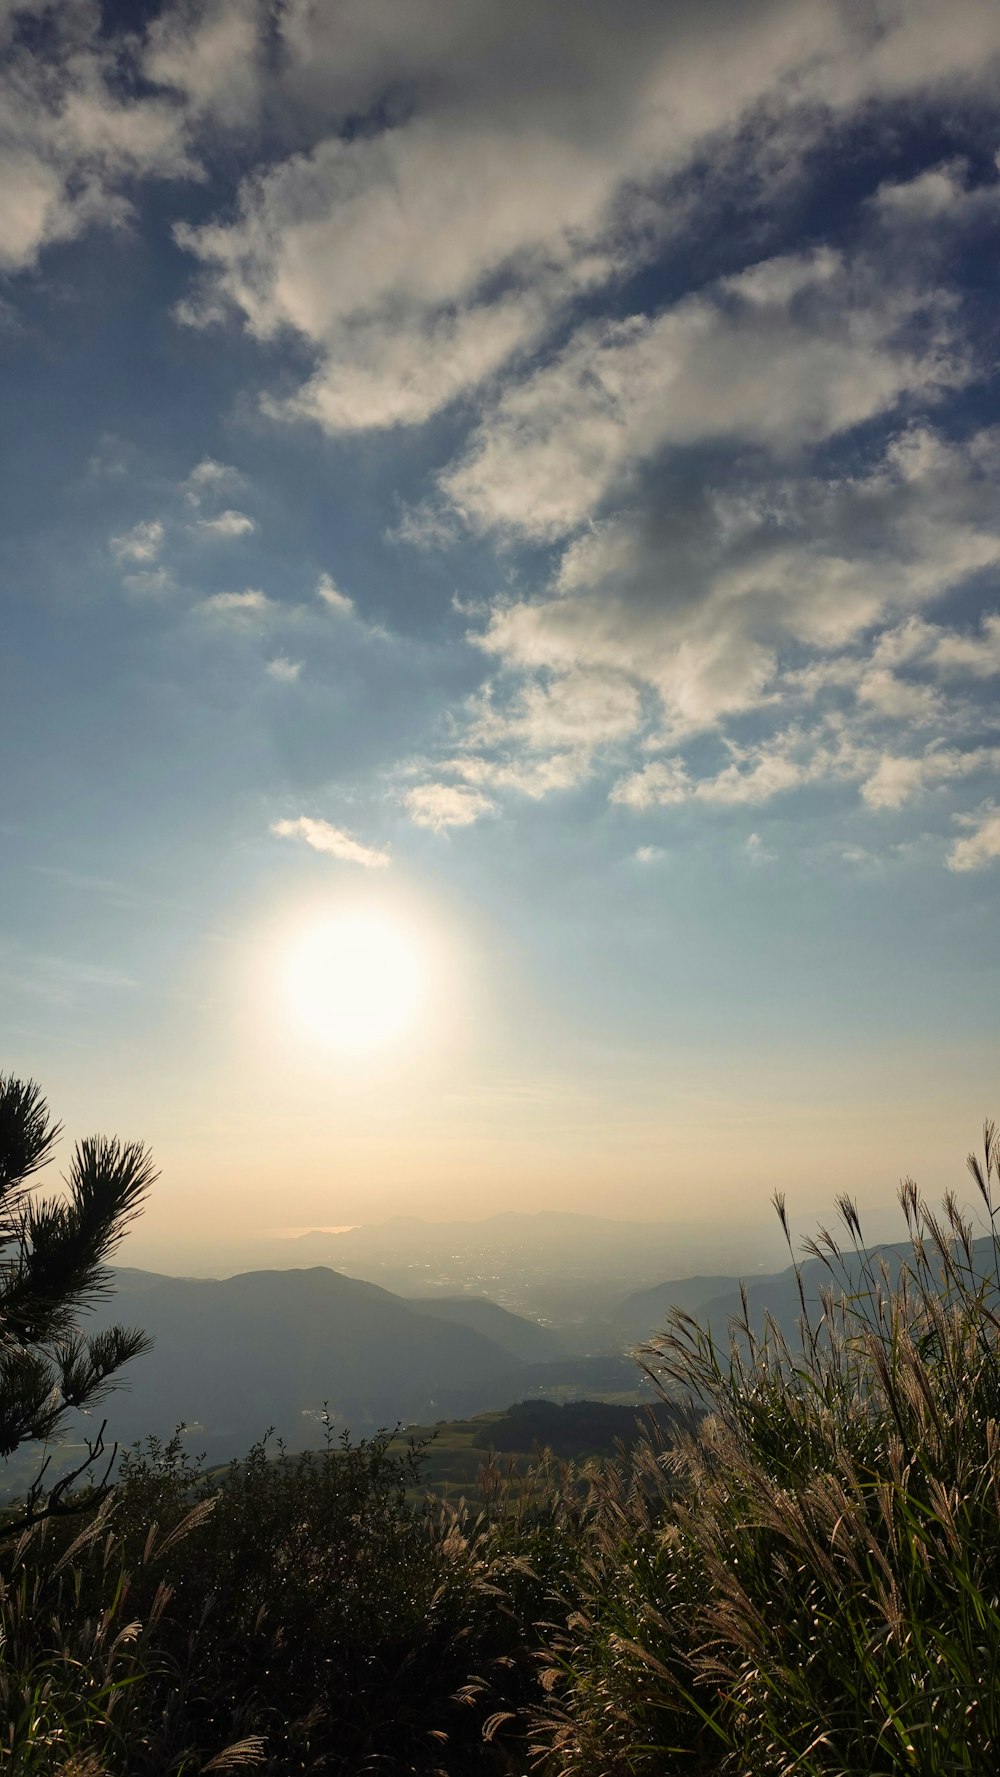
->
[2,0,1000,1264]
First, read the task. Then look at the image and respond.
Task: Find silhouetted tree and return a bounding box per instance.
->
[0,1072,155,1525]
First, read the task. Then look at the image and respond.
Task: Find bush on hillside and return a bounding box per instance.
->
[3,1422,536,1775]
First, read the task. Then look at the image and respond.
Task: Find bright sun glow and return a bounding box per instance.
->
[282,911,430,1055]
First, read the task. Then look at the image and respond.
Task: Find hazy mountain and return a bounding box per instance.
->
[148,1210,783,1324]
[78,1268,607,1465]
[616,1238,1000,1348]
[613,1274,776,1340]
[404,1295,567,1361]
[45,1232,996,1484]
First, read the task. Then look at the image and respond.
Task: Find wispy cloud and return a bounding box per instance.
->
[183,457,246,506]
[174,0,1000,440]
[266,654,302,682]
[271,816,389,868]
[612,760,691,811]
[198,588,272,618]
[444,251,965,542]
[860,747,1000,812]
[947,804,1000,872]
[404,784,496,831]
[122,567,174,597]
[195,508,257,539]
[109,519,164,564]
[745,832,777,866]
[316,573,353,616]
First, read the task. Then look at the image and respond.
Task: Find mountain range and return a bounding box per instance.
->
[124,1208,784,1322]
[83,1266,619,1465]
[52,1232,997,1477]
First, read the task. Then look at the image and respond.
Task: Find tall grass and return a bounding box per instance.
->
[0,1489,264,1774]
[528,1122,1000,1774]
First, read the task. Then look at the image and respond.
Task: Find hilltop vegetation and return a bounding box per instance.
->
[6,1075,1000,1773]
[384,1397,689,1502]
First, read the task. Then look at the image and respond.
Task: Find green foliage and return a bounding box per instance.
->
[0,1074,155,1504]
[1,1423,530,1774]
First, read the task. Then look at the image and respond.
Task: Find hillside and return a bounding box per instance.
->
[404,1293,567,1361]
[385,1397,690,1500]
[71,1268,628,1465]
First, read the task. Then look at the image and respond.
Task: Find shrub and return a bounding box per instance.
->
[22,1424,527,1774]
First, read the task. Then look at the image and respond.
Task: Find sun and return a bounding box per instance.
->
[281,909,430,1056]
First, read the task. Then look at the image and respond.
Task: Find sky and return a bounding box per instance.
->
[2,0,1000,1269]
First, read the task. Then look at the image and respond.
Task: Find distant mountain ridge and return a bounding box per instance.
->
[123,1209,784,1322]
[62,1233,994,1478]
[83,1267,589,1465]
[614,1236,1000,1344]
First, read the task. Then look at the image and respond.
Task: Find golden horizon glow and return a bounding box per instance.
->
[280,908,431,1056]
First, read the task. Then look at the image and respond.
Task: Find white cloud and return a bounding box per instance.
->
[633,844,666,864]
[873,159,1000,227]
[613,728,1000,826]
[611,759,690,810]
[442,251,965,541]
[0,1,197,275]
[465,427,1000,766]
[143,0,262,127]
[9,1,1000,876]
[6,0,1000,318]
[860,747,1000,812]
[856,668,942,722]
[445,751,587,800]
[414,669,643,810]
[697,737,840,807]
[875,161,970,220]
[198,587,272,617]
[183,457,245,506]
[316,573,354,616]
[928,613,1000,678]
[271,815,389,868]
[176,0,1000,436]
[394,409,1000,857]
[196,509,257,539]
[613,726,861,811]
[468,669,641,755]
[270,294,549,433]
[109,519,164,565]
[266,655,302,682]
[404,783,495,831]
[947,804,1000,872]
